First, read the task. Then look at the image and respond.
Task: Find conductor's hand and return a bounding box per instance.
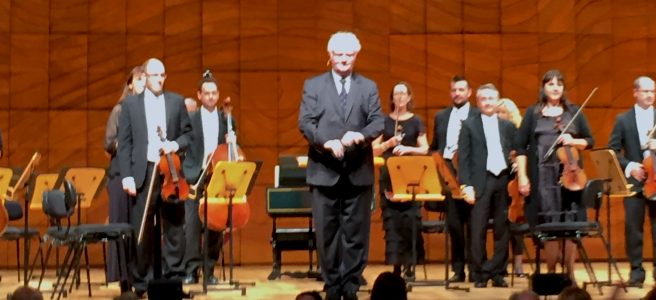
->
[648,139,656,151]
[122,177,137,196]
[462,186,475,204]
[160,141,179,154]
[324,139,345,159]
[341,131,365,147]
[518,175,531,196]
[630,163,647,181]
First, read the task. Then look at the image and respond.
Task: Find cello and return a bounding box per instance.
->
[198,96,250,231]
[641,123,656,199]
[156,126,189,202]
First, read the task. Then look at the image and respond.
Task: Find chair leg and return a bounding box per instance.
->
[102,242,108,286]
[51,244,75,300]
[16,239,21,282]
[84,246,92,297]
[28,237,44,282]
[598,233,626,288]
[62,245,84,300]
[576,240,602,295]
[38,243,54,290]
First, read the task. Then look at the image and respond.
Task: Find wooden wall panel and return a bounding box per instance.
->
[5,0,656,266]
[501,0,538,33]
[463,0,500,33]
[426,0,462,34]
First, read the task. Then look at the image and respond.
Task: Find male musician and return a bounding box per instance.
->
[298,31,384,300]
[429,75,480,282]
[458,84,514,288]
[181,74,236,285]
[608,76,656,287]
[118,58,192,296]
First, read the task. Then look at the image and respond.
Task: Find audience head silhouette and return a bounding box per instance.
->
[370,271,407,300]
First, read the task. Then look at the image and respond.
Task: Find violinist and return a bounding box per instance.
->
[607,76,656,288]
[372,82,428,281]
[515,70,594,278]
[496,98,526,276]
[458,84,515,288]
[117,58,192,297]
[428,75,479,283]
[181,74,236,285]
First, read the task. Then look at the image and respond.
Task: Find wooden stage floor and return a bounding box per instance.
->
[0,263,651,299]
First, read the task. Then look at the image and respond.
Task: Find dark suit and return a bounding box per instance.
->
[428,104,480,276]
[608,107,656,282]
[181,109,234,277]
[458,114,515,282]
[118,91,192,291]
[298,71,384,297]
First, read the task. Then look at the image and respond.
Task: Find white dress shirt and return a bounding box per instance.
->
[482,114,507,175]
[444,102,470,159]
[201,106,220,164]
[144,89,167,163]
[625,104,655,178]
[331,70,351,94]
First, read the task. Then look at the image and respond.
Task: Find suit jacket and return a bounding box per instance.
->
[182,109,235,184]
[298,71,384,187]
[608,106,656,190]
[429,104,480,153]
[118,91,192,189]
[458,114,516,196]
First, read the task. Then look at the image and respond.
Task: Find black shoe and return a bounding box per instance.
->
[627,277,644,288]
[474,281,487,288]
[206,275,219,285]
[183,273,198,284]
[448,273,466,283]
[134,289,147,299]
[359,275,368,286]
[324,290,340,300]
[491,276,508,288]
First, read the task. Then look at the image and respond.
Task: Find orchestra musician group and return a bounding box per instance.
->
[100,30,656,299]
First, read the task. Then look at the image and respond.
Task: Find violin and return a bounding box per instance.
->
[507,150,525,222]
[553,116,587,191]
[642,124,656,199]
[432,152,464,199]
[198,96,250,232]
[157,126,189,202]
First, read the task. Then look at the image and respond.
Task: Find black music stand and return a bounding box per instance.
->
[8,152,41,286]
[589,149,633,289]
[386,156,468,292]
[193,160,260,296]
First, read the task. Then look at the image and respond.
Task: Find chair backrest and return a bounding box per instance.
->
[42,180,77,220]
[581,179,605,210]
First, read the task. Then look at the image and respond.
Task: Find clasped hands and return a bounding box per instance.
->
[323,131,365,159]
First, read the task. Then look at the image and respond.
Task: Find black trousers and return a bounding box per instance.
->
[624,192,656,281]
[469,171,510,282]
[129,163,186,291]
[106,175,131,282]
[311,178,372,297]
[183,198,223,276]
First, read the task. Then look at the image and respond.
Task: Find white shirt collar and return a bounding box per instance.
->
[635,104,654,115]
[452,102,470,120]
[481,113,498,123]
[201,106,218,116]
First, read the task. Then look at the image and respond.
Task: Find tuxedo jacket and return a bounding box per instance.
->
[182,109,235,184]
[298,71,384,187]
[458,114,517,196]
[118,91,192,189]
[608,106,656,190]
[429,105,480,153]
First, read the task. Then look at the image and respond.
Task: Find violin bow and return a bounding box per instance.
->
[137,160,160,244]
[543,87,598,160]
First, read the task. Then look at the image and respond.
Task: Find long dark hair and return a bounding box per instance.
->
[389,81,414,112]
[537,69,570,113]
[118,66,145,102]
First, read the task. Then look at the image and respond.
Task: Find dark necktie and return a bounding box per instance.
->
[339,78,347,118]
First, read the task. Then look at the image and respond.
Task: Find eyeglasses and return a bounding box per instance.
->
[146,72,167,79]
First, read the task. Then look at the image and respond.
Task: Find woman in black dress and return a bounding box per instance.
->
[372,82,429,281]
[515,70,594,275]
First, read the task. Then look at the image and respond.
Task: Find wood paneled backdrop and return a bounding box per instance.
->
[2,0,656,267]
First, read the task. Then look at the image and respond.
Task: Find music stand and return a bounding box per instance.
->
[58,168,107,225]
[386,156,468,292]
[194,160,259,296]
[8,152,41,286]
[589,148,633,289]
